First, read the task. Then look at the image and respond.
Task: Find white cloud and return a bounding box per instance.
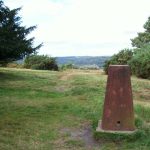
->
[4,0,150,56]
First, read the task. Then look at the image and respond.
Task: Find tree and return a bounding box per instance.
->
[129,45,150,79]
[130,17,150,79]
[24,55,58,71]
[0,0,42,64]
[103,49,133,74]
[131,17,150,48]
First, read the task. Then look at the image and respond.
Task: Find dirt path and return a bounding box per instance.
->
[60,125,101,150]
[59,69,102,81]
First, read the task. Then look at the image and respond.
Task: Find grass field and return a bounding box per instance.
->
[0,68,150,150]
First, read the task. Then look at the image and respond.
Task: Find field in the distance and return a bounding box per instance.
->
[0,68,150,150]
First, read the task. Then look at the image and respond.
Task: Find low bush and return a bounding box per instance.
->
[60,63,74,70]
[103,49,133,74]
[6,63,24,68]
[24,55,58,71]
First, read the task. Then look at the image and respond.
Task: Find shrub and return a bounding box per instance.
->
[60,63,74,70]
[103,49,133,74]
[24,55,58,71]
[129,46,150,79]
[6,63,24,68]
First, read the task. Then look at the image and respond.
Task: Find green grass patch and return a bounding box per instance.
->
[0,68,150,149]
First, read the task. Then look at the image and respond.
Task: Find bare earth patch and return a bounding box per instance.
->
[59,125,101,150]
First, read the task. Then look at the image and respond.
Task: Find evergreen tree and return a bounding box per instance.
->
[0,0,42,64]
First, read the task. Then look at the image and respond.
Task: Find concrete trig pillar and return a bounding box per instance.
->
[97,65,135,132]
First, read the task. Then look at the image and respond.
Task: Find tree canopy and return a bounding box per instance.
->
[129,45,150,79]
[103,49,133,74]
[131,17,150,48]
[103,17,150,79]
[0,0,42,64]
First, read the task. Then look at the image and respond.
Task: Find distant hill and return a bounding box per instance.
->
[16,56,110,69]
[56,56,110,68]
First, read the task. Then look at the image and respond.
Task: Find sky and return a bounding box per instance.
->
[4,0,150,56]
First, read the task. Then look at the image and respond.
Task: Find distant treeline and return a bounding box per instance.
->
[56,56,110,68]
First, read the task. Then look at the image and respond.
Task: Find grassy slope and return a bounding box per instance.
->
[0,68,150,150]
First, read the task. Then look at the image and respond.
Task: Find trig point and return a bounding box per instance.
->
[97,65,135,133]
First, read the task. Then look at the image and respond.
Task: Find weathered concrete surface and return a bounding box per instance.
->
[99,65,135,131]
